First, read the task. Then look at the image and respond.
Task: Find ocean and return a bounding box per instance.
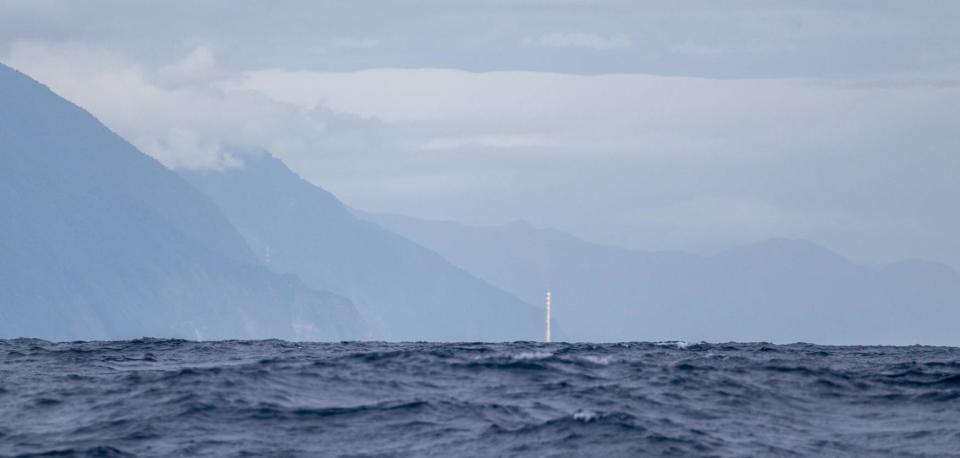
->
[1,339,959,457]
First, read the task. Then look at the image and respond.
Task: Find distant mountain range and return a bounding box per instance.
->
[0,63,363,341]
[363,213,960,345]
[180,153,544,341]
[4,59,958,345]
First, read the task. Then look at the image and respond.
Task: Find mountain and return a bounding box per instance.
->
[0,63,364,341]
[180,153,544,341]
[363,213,960,345]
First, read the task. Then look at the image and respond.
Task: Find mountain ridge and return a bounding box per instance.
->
[0,62,365,341]
[180,153,546,341]
[363,211,960,345]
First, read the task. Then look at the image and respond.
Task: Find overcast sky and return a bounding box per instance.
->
[2,0,959,268]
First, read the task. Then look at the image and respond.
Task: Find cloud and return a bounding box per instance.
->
[330,37,380,49]
[669,40,779,58]
[222,67,960,267]
[668,41,730,58]
[524,32,630,50]
[5,40,960,268]
[224,67,960,165]
[2,1,959,79]
[3,41,384,171]
[417,134,559,151]
[158,46,218,85]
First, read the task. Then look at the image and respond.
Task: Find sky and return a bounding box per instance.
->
[1,0,959,268]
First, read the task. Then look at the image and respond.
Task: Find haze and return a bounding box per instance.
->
[3,0,958,269]
[2,1,959,344]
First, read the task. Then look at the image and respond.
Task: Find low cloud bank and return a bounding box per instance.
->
[5,41,959,268]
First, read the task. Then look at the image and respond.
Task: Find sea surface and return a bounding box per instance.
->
[1,340,959,457]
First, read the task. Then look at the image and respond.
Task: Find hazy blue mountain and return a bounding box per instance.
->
[0,63,364,341]
[364,213,960,345]
[180,154,544,341]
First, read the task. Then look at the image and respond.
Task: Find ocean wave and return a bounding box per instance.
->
[2,340,959,457]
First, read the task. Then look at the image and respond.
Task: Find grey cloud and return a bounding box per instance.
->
[1,1,958,77]
[1,1,959,272]
[523,33,631,50]
[3,42,387,171]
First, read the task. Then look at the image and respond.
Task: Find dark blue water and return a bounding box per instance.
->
[1,340,959,457]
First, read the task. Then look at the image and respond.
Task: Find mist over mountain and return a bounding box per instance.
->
[3,55,955,345]
[0,63,364,341]
[364,213,960,345]
[180,153,544,341]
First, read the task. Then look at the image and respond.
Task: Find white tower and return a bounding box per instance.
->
[545,290,552,343]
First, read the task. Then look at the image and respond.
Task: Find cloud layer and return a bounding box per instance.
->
[5,41,383,171]
[524,33,630,50]
[3,1,958,77]
[2,0,959,270]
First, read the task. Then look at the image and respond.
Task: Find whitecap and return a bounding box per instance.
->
[579,355,613,365]
[573,409,599,422]
[509,351,554,361]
